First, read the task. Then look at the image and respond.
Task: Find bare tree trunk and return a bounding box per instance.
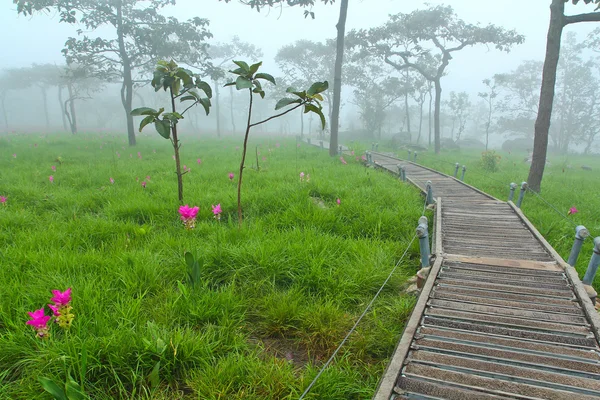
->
[434,79,442,153]
[0,92,8,130]
[170,87,184,202]
[405,70,411,142]
[67,84,78,134]
[58,85,68,131]
[40,86,50,131]
[417,98,424,144]
[329,0,349,156]
[528,0,565,192]
[229,85,236,133]
[215,80,221,137]
[428,87,432,148]
[117,0,136,146]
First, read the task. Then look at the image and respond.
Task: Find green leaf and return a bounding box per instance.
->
[235,76,253,90]
[253,89,265,99]
[154,119,171,139]
[184,252,195,269]
[198,98,211,116]
[249,61,262,74]
[286,87,307,99]
[148,361,160,389]
[304,103,326,129]
[275,98,302,110]
[307,81,329,96]
[255,73,276,85]
[176,68,194,88]
[196,80,213,98]
[139,115,155,132]
[223,82,236,87]
[229,67,247,76]
[233,60,250,72]
[65,379,86,400]
[39,377,67,400]
[131,107,157,116]
[172,78,181,96]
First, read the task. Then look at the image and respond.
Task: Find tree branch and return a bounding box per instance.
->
[564,12,600,25]
[249,101,306,127]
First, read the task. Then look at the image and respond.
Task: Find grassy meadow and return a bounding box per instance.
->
[0,131,425,399]
[382,143,600,292]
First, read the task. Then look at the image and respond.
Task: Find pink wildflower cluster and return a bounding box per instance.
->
[179,205,199,229]
[26,288,74,339]
[568,206,578,215]
[0,195,6,205]
[228,172,234,181]
[340,156,347,165]
[300,172,311,182]
[212,204,222,220]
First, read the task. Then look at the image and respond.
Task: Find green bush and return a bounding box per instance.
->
[480,150,501,172]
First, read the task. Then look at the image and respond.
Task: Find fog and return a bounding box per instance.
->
[1,0,600,153]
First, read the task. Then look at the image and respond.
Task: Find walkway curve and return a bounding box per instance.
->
[369,151,600,400]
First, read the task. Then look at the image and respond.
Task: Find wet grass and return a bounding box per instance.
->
[0,132,424,399]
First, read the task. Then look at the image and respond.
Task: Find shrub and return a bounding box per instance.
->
[480,150,501,172]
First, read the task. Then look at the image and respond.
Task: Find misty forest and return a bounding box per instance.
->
[1,0,600,399]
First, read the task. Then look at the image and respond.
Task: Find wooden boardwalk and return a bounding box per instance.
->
[367,152,600,400]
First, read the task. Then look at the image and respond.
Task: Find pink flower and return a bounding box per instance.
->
[179,205,199,221]
[361,155,367,161]
[12,153,16,158]
[110,177,115,184]
[262,156,266,161]
[51,165,56,171]
[49,175,54,183]
[276,143,280,148]
[568,207,578,215]
[297,143,301,148]
[48,304,60,317]
[146,176,151,181]
[212,204,222,220]
[51,288,72,306]
[229,173,234,180]
[137,152,142,159]
[141,181,147,188]
[172,155,176,160]
[300,172,305,181]
[340,157,347,165]
[0,196,6,204]
[197,158,202,164]
[336,198,341,206]
[26,307,51,329]
[351,150,355,156]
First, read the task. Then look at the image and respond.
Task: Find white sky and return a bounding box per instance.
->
[1,0,599,95]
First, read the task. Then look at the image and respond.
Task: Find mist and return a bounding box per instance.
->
[2,0,600,155]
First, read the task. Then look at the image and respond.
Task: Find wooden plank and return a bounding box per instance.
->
[373,256,445,400]
[444,254,562,272]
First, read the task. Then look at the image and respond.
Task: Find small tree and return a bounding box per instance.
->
[478,77,499,151]
[446,91,471,142]
[225,60,328,226]
[132,60,212,202]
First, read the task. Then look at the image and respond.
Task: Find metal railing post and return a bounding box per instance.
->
[371,142,375,151]
[567,225,590,267]
[460,165,466,181]
[425,180,434,205]
[319,140,323,149]
[413,151,417,162]
[508,182,517,202]
[453,163,459,178]
[307,138,311,145]
[401,167,406,181]
[416,216,430,269]
[516,182,527,208]
[582,237,600,286]
[375,143,379,151]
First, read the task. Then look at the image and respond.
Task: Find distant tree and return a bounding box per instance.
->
[206,37,263,136]
[446,91,471,142]
[220,0,346,157]
[478,77,499,151]
[350,5,524,153]
[410,75,430,145]
[0,71,20,130]
[528,0,600,191]
[346,61,405,139]
[15,0,212,146]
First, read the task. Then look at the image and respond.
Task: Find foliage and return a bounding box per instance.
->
[480,150,502,172]
[349,4,524,153]
[131,60,212,202]
[225,59,328,225]
[0,133,422,398]
[14,0,213,146]
[445,91,471,142]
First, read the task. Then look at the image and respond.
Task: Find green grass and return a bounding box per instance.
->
[373,141,600,293]
[0,132,425,399]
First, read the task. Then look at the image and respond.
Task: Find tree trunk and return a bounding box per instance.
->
[117,0,136,146]
[329,0,349,156]
[528,0,564,192]
[67,83,77,134]
[58,85,68,131]
[215,80,221,137]
[237,89,253,226]
[229,85,236,133]
[433,79,442,153]
[170,88,184,202]
[40,86,49,131]
[428,87,432,148]
[405,70,411,142]
[417,98,424,144]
